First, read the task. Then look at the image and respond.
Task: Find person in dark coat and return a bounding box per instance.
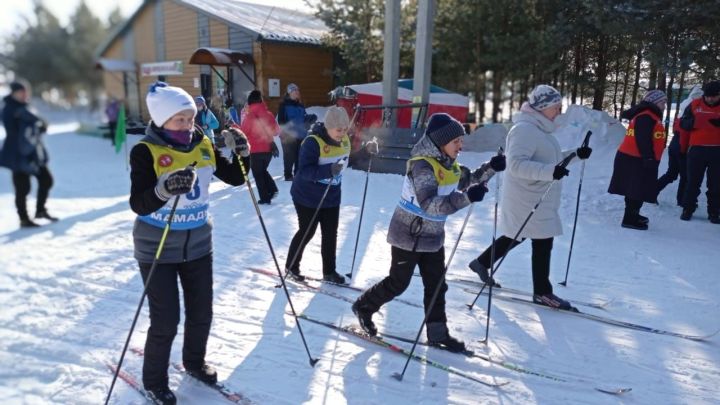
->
[130,82,248,404]
[277,83,316,180]
[0,80,56,228]
[285,107,352,285]
[656,85,703,205]
[678,80,720,223]
[608,89,668,230]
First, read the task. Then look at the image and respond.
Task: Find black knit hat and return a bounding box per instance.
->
[425,113,465,147]
[10,81,27,93]
[703,80,720,97]
[247,90,262,105]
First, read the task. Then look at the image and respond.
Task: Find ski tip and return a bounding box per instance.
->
[391,372,404,382]
[309,358,320,367]
[595,387,632,395]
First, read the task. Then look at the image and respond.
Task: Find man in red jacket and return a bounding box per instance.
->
[679,80,720,223]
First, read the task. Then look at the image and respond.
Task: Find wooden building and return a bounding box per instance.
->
[95,0,333,124]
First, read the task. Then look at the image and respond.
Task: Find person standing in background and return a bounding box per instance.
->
[194,96,220,143]
[609,89,667,230]
[0,79,57,228]
[679,80,720,223]
[105,97,121,146]
[277,83,316,181]
[240,90,280,204]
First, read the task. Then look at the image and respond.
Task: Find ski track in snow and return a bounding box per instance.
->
[0,124,719,404]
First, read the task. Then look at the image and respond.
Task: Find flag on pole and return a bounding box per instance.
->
[114,104,126,154]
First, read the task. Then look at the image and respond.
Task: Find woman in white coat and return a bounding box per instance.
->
[467,85,592,310]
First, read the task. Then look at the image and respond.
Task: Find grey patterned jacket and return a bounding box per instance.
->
[386,135,495,252]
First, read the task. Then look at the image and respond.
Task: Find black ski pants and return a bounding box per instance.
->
[12,167,53,220]
[139,254,213,390]
[682,146,720,215]
[286,203,339,276]
[475,236,554,296]
[355,246,449,339]
[656,149,687,206]
[281,134,300,179]
[250,152,278,202]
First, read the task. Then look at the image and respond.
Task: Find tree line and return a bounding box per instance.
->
[0,1,123,107]
[314,0,720,123]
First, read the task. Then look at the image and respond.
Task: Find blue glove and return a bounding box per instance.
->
[466,183,488,202]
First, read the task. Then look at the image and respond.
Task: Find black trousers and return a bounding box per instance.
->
[12,167,53,220]
[108,121,117,146]
[682,146,720,215]
[656,150,686,206]
[476,236,554,295]
[355,246,448,338]
[139,254,213,389]
[286,203,340,276]
[250,152,278,201]
[281,134,300,178]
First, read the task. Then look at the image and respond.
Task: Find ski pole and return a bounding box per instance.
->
[560,130,592,286]
[393,203,475,382]
[105,162,196,405]
[480,148,504,344]
[346,137,378,279]
[467,152,577,311]
[236,156,319,366]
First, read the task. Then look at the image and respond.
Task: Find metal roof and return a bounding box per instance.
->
[177,0,328,45]
[96,0,328,58]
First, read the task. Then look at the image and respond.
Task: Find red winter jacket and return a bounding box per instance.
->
[679,98,720,153]
[240,103,280,154]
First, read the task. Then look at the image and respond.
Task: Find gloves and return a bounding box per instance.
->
[37,119,48,134]
[155,166,197,200]
[222,129,250,157]
[642,158,657,170]
[466,183,488,203]
[331,157,348,177]
[709,118,720,127]
[458,166,471,190]
[552,165,570,180]
[576,146,593,160]
[271,142,280,158]
[365,140,379,155]
[489,154,506,171]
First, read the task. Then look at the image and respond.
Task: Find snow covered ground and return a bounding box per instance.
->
[0,112,719,404]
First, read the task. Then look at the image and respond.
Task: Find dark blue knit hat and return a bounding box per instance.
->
[425,113,465,147]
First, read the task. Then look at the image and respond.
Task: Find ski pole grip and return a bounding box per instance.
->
[559,152,576,169]
[581,131,592,148]
[497,146,504,156]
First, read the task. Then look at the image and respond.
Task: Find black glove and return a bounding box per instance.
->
[642,158,657,170]
[458,166,471,190]
[576,146,593,160]
[552,165,570,180]
[37,119,48,134]
[271,142,280,158]
[365,140,379,155]
[709,118,720,127]
[222,129,250,157]
[489,154,506,171]
[331,158,348,177]
[155,167,197,200]
[466,183,488,202]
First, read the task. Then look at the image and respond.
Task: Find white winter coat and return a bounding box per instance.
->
[499,103,575,239]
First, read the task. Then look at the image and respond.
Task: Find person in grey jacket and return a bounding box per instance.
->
[352,113,505,353]
[129,82,248,404]
[468,85,591,311]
